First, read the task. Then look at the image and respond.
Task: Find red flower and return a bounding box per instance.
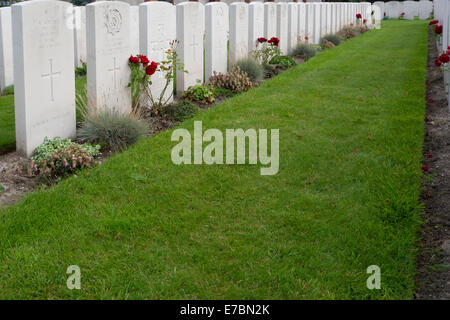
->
[435,59,442,67]
[129,55,139,65]
[305,36,309,41]
[422,165,429,171]
[427,98,434,103]
[145,61,158,76]
[257,37,267,43]
[139,55,149,66]
[356,13,362,19]
[438,52,450,64]
[425,154,432,159]
[429,19,439,25]
[363,19,367,24]
[268,37,280,47]
[435,25,443,35]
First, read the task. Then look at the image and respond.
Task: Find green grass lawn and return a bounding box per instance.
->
[0,20,427,299]
[0,77,86,155]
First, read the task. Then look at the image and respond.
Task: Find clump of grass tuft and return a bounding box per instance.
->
[320,34,343,46]
[291,43,317,60]
[234,57,264,83]
[78,108,148,152]
[162,101,198,122]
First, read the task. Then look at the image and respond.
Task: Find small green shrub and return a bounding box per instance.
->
[337,26,358,39]
[357,25,369,34]
[208,66,253,93]
[0,184,4,192]
[320,34,342,46]
[212,87,235,98]
[162,101,198,122]
[182,84,215,104]
[78,109,148,151]
[75,62,87,77]
[234,57,264,83]
[28,137,101,177]
[269,55,296,68]
[1,85,14,96]
[291,43,317,59]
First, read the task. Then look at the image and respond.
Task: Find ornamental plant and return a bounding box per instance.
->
[435,25,443,35]
[208,66,253,93]
[434,51,450,70]
[128,40,186,114]
[252,36,281,66]
[28,137,101,177]
[429,19,439,26]
[182,83,215,104]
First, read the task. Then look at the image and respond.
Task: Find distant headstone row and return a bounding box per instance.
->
[380,1,433,20]
[434,0,450,106]
[3,1,393,156]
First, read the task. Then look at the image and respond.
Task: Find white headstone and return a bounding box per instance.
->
[305,3,314,43]
[176,2,204,95]
[373,2,384,26]
[205,2,228,82]
[139,2,176,104]
[12,0,76,157]
[418,1,433,20]
[297,3,306,42]
[248,2,264,52]
[325,3,332,35]
[276,3,288,54]
[385,1,400,19]
[312,3,321,44]
[320,3,326,37]
[73,6,86,68]
[130,6,140,55]
[86,1,131,113]
[0,7,13,91]
[264,2,276,39]
[287,3,298,54]
[229,3,248,66]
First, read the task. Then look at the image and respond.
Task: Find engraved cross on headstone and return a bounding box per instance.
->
[41,58,61,103]
[108,57,120,89]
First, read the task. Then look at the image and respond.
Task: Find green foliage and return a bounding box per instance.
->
[75,62,87,77]
[208,66,253,93]
[1,85,14,96]
[291,43,317,59]
[182,84,215,104]
[0,184,4,192]
[78,109,148,152]
[320,34,343,46]
[162,100,198,122]
[251,40,281,66]
[29,137,100,177]
[212,87,235,98]
[234,57,264,83]
[269,55,297,68]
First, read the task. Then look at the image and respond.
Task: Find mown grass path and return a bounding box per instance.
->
[0,20,427,299]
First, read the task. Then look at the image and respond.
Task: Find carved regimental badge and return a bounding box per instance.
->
[104,7,122,35]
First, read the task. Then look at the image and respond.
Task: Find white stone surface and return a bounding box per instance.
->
[248,2,264,52]
[311,3,320,45]
[0,7,13,91]
[139,2,176,104]
[12,0,76,157]
[385,1,400,19]
[276,3,288,54]
[373,1,385,25]
[130,6,139,55]
[418,1,433,20]
[320,3,326,37]
[305,3,314,43]
[205,2,228,82]
[86,1,131,113]
[73,6,86,68]
[297,2,306,41]
[325,3,331,35]
[176,2,204,95]
[229,3,248,66]
[264,2,276,39]
[287,3,298,54]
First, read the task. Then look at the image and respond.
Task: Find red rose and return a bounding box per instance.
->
[129,55,139,65]
[435,59,442,67]
[422,165,429,172]
[425,154,432,159]
[268,37,280,47]
[438,52,450,64]
[145,61,158,76]
[363,19,367,24]
[435,25,443,34]
[356,13,362,19]
[429,20,439,25]
[257,37,267,43]
[305,36,309,41]
[427,98,434,103]
[139,55,149,66]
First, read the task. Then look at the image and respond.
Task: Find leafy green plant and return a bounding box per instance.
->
[337,25,358,39]
[320,34,342,46]
[291,43,317,59]
[269,55,296,68]
[208,66,253,93]
[28,137,101,177]
[0,184,4,193]
[251,37,281,66]
[162,101,198,122]
[78,109,148,152]
[212,87,235,98]
[1,85,13,96]
[75,62,87,77]
[182,84,215,104]
[234,57,264,83]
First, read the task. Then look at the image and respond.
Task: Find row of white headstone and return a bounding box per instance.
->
[5,0,376,157]
[433,0,450,107]
[376,1,433,20]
